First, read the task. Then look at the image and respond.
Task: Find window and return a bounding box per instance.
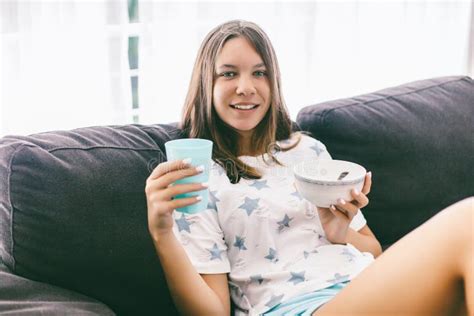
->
[128,0,139,122]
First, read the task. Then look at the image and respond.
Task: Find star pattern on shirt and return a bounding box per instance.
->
[249,179,270,190]
[277,214,293,233]
[264,248,279,263]
[238,197,260,216]
[313,230,325,240]
[249,274,265,285]
[341,248,356,262]
[291,190,303,200]
[207,190,220,211]
[265,293,285,308]
[327,272,350,285]
[175,213,192,233]
[288,271,306,285]
[209,243,225,261]
[310,142,325,156]
[233,235,248,251]
[303,249,319,259]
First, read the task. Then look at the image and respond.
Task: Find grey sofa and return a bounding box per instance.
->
[0,76,473,315]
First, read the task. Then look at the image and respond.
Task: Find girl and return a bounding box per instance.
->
[145,20,472,315]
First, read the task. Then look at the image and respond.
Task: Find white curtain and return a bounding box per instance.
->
[1,1,472,136]
[0,0,131,136]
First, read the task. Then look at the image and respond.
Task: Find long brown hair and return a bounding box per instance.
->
[180,20,305,184]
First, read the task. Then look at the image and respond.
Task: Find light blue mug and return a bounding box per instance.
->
[164,138,213,214]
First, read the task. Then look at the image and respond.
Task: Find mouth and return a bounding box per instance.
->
[230,104,260,111]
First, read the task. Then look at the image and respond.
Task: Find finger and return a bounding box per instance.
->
[147,182,206,202]
[152,165,203,190]
[361,171,372,195]
[148,158,193,181]
[161,165,204,188]
[146,166,200,194]
[163,182,208,201]
[350,189,369,208]
[170,195,201,209]
[335,199,358,218]
[330,204,349,219]
[317,206,331,212]
[168,195,203,210]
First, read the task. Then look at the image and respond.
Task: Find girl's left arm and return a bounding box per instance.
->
[345,224,383,258]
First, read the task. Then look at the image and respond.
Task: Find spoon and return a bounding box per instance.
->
[337,171,349,181]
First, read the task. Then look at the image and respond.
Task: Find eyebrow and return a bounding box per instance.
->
[217,62,266,70]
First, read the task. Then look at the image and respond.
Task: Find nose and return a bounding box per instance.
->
[236,75,256,96]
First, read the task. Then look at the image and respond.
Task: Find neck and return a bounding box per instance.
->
[238,133,256,156]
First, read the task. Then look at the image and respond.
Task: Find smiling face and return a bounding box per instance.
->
[212,36,271,144]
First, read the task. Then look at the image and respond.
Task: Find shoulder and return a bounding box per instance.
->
[282,132,327,152]
[279,132,331,161]
[302,134,328,151]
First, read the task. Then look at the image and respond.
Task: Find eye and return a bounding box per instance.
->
[254,70,267,77]
[221,72,236,78]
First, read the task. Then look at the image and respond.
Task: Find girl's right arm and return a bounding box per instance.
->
[145,159,230,316]
[153,233,230,315]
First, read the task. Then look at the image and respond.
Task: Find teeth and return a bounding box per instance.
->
[233,104,257,110]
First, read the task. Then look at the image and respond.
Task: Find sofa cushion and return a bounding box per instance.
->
[0,262,115,315]
[0,124,183,315]
[296,76,474,248]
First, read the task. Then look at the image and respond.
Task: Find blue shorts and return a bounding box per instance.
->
[262,281,350,316]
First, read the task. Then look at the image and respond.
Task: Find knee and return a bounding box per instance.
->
[439,197,473,241]
[453,196,473,240]
[458,196,474,205]
[454,197,474,217]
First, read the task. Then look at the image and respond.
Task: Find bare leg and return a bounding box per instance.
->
[314,197,473,316]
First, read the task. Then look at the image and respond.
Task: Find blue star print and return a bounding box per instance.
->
[291,190,303,200]
[209,243,225,261]
[341,248,356,262]
[265,293,285,308]
[175,214,192,233]
[314,230,325,240]
[264,248,278,263]
[250,274,265,285]
[238,197,260,216]
[310,142,324,155]
[233,235,247,251]
[250,179,270,190]
[303,249,319,259]
[277,214,293,232]
[207,190,220,211]
[327,273,350,285]
[288,271,306,285]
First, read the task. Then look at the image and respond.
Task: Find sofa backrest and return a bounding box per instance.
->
[296,76,474,248]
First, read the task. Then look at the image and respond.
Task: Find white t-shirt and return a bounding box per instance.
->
[172,134,375,315]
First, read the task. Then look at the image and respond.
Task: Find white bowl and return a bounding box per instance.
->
[293,159,366,208]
